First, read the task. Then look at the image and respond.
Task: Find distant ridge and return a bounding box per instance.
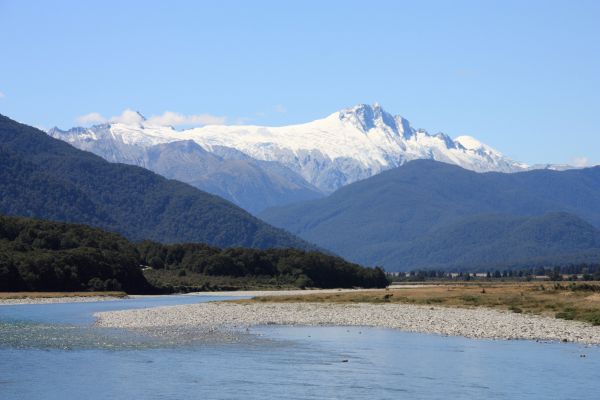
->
[260,160,600,271]
[49,103,531,213]
[0,113,311,249]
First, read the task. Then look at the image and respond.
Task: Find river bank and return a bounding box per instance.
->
[95,301,600,344]
[0,289,372,305]
[0,292,127,305]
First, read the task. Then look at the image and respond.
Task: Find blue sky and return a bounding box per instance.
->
[1,0,599,166]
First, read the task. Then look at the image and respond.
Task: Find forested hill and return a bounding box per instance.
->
[260,160,600,271]
[0,215,149,292]
[0,114,309,249]
[0,215,388,292]
[383,212,600,270]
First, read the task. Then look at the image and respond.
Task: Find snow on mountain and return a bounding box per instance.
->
[174,103,528,189]
[49,103,529,210]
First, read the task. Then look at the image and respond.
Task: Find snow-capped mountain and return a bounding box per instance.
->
[48,103,528,212]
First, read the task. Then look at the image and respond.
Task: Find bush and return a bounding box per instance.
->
[556,308,576,320]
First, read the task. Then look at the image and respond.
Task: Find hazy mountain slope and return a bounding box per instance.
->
[260,160,600,270]
[0,114,310,249]
[48,103,526,212]
[48,125,324,213]
[143,140,323,213]
[385,213,600,270]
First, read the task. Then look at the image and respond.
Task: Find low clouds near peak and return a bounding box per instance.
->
[75,109,226,128]
[146,111,226,127]
[76,112,106,125]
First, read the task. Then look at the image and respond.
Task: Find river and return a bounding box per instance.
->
[0,295,598,399]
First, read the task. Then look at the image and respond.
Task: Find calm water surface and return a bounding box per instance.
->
[0,295,598,399]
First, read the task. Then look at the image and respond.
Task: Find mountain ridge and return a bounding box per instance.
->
[0,113,311,249]
[259,159,600,271]
[49,103,534,213]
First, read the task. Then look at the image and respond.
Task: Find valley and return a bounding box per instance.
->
[3,3,599,399]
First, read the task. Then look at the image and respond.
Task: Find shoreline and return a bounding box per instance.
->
[0,288,375,305]
[0,295,126,305]
[179,288,385,297]
[95,301,600,345]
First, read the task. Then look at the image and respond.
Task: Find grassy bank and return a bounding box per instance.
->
[246,282,600,326]
[0,291,127,300]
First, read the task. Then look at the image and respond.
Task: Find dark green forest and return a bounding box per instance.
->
[0,113,309,249]
[137,241,388,291]
[0,215,388,293]
[261,159,600,270]
[0,215,150,292]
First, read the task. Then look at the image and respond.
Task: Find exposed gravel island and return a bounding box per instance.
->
[95,301,600,344]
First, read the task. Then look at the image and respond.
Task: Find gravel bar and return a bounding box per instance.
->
[95,302,600,344]
[0,296,123,306]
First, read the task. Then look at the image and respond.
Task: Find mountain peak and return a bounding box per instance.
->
[454,135,486,151]
[454,135,505,157]
[47,104,530,197]
[337,103,410,137]
[134,110,147,121]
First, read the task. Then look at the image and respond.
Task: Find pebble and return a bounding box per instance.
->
[0,296,122,306]
[95,302,600,344]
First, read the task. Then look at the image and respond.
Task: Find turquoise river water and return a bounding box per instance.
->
[0,295,598,399]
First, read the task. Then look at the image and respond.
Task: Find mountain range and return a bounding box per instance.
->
[260,160,600,271]
[0,114,309,249]
[49,103,530,213]
[5,106,599,273]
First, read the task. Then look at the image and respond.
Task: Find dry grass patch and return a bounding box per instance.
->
[241,282,600,326]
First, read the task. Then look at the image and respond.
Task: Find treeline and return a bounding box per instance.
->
[393,263,600,282]
[0,215,388,293]
[137,241,388,290]
[0,215,150,292]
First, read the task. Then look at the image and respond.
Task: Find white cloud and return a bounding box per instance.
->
[110,109,146,125]
[146,111,226,127]
[0,91,5,98]
[572,156,589,168]
[76,112,106,125]
[75,109,227,128]
[273,104,287,113]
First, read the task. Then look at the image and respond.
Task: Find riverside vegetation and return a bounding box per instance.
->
[0,215,388,293]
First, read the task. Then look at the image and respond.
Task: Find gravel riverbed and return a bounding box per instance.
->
[0,296,123,305]
[95,302,600,344]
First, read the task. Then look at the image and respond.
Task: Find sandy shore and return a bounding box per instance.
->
[95,301,600,344]
[0,296,124,306]
[0,288,394,305]
[0,288,376,305]
[181,288,386,297]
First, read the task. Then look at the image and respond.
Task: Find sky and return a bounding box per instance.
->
[0,0,599,166]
